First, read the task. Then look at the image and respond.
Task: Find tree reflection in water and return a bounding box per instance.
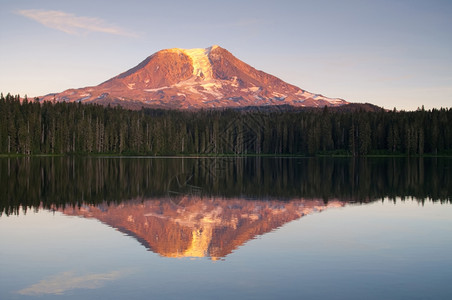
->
[1,157,450,216]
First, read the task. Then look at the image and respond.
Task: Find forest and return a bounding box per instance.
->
[1,93,451,156]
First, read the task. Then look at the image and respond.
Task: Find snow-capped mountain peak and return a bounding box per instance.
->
[40,45,349,109]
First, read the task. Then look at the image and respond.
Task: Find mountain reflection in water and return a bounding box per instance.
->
[60,197,344,259]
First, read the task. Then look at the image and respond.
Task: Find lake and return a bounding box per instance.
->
[1,157,451,299]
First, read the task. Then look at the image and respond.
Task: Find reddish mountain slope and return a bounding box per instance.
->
[40,45,349,109]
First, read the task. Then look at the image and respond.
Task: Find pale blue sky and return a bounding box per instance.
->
[1,0,451,110]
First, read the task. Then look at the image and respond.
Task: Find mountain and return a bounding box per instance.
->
[61,197,345,260]
[40,45,349,109]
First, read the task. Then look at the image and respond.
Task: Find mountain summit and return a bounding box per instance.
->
[41,45,348,109]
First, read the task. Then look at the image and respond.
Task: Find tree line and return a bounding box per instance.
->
[1,93,451,156]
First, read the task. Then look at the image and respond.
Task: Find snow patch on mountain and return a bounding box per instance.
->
[180,47,214,79]
[144,86,169,92]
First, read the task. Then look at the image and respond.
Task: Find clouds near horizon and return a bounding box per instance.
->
[17,9,137,37]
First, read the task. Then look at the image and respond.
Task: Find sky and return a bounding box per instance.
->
[0,0,451,110]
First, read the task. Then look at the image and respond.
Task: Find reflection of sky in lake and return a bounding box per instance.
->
[17,270,125,296]
[1,199,452,299]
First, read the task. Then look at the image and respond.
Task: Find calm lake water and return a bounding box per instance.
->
[1,157,451,299]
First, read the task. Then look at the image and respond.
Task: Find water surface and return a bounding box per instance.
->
[1,157,451,299]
